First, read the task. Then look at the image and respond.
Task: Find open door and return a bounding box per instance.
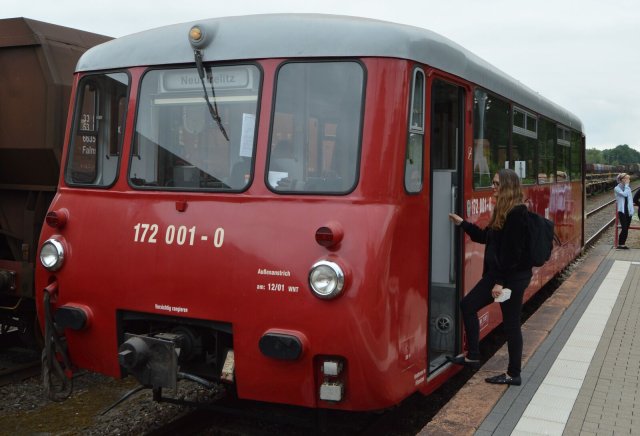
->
[428,79,465,373]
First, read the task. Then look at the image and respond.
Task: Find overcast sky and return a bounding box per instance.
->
[3,0,639,150]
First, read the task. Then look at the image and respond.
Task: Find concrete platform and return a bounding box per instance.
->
[419,243,640,435]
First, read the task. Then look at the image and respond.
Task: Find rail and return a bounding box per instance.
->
[586,199,615,218]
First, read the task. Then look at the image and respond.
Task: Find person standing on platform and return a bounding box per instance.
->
[615,173,633,249]
[447,168,532,386]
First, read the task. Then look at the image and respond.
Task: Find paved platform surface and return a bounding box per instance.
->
[419,243,640,435]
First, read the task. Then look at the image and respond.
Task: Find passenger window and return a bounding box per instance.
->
[570,129,582,180]
[66,73,129,186]
[267,61,364,194]
[405,68,425,193]
[556,126,571,182]
[510,107,537,185]
[473,89,509,188]
[537,118,555,184]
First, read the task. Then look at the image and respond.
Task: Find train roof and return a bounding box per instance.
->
[77,14,583,131]
[0,17,110,49]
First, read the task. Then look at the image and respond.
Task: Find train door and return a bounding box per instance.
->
[428,79,465,373]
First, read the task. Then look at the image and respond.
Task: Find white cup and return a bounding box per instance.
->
[494,288,512,303]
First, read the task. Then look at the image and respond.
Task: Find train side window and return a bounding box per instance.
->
[537,118,556,183]
[267,61,364,194]
[510,107,537,185]
[556,126,571,182]
[473,89,509,188]
[65,73,129,187]
[569,129,582,180]
[405,68,425,193]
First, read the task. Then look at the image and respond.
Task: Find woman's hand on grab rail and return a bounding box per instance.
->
[448,213,463,226]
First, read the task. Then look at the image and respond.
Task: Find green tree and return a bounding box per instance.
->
[586,148,603,164]
[602,144,640,165]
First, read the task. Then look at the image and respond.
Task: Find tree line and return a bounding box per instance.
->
[586,144,640,165]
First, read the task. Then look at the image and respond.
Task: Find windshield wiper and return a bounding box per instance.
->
[193,49,229,141]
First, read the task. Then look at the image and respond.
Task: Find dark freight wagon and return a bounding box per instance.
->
[0,18,109,344]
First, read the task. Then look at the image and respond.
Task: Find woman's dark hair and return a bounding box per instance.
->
[489,168,524,230]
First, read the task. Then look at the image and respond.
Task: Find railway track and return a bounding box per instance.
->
[0,360,40,387]
[0,331,40,387]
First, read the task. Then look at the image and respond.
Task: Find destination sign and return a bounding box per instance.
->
[163,67,252,91]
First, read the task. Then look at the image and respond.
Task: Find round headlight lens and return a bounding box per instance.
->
[309,261,345,299]
[40,239,64,271]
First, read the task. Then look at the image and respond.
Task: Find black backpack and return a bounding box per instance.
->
[526,211,560,267]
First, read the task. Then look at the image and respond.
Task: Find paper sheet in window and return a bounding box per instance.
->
[268,171,288,187]
[514,161,526,179]
[239,113,255,157]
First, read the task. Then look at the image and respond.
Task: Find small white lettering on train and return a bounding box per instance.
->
[257,268,291,277]
[154,303,189,314]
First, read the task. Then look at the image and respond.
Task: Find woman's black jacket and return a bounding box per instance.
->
[460,204,533,285]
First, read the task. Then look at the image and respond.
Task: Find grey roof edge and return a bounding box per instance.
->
[77,13,582,131]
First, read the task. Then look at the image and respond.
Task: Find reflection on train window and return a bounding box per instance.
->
[570,129,582,180]
[556,126,571,182]
[66,73,129,186]
[473,89,509,188]
[130,65,260,191]
[537,118,555,184]
[267,61,364,193]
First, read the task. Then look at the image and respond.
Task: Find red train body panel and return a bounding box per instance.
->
[35,15,584,411]
[0,18,109,343]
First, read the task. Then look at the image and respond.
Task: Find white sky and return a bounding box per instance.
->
[4,0,639,150]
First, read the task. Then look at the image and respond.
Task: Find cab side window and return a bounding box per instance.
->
[405,68,425,193]
[66,73,129,186]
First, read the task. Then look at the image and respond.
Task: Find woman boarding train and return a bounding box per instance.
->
[448,168,532,385]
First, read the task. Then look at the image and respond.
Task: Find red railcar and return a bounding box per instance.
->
[36,14,584,410]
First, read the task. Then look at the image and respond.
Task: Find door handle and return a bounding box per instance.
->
[450,185,457,283]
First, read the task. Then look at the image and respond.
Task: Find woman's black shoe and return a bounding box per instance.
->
[446,355,481,369]
[485,373,521,386]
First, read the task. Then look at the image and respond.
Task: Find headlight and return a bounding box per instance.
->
[40,239,65,271]
[309,261,345,299]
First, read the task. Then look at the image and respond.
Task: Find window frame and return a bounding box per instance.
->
[265,59,367,195]
[404,67,425,194]
[127,62,263,192]
[64,70,131,188]
[512,107,538,139]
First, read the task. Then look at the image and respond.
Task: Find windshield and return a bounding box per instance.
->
[130,65,260,191]
[267,61,364,194]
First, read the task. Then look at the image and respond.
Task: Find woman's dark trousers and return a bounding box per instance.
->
[460,274,532,377]
[618,212,632,245]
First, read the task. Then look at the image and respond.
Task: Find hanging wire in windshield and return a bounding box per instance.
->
[193,49,229,141]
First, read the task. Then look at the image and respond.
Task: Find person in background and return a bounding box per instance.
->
[615,173,633,249]
[447,168,532,386]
